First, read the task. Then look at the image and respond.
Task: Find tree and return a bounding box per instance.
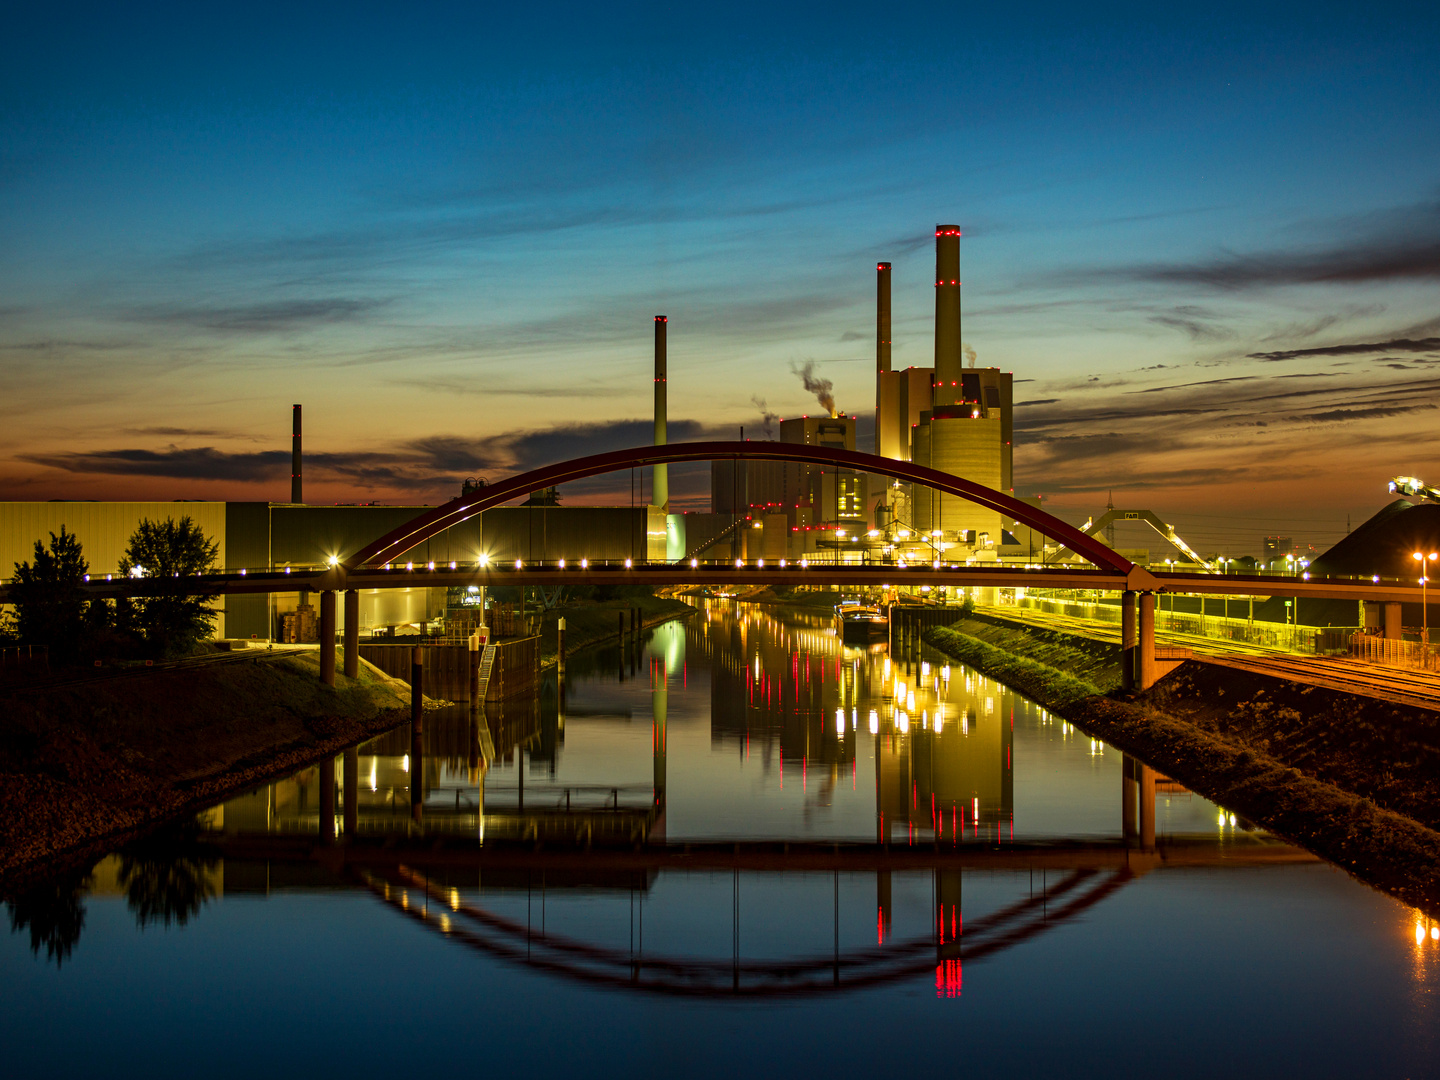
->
[119,517,220,658]
[8,527,89,659]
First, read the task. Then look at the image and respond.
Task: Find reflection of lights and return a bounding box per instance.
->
[402,754,410,772]
[558,558,565,569]
[921,662,930,678]
[581,558,588,568]
[907,690,915,711]
[897,711,910,733]
[934,704,943,732]
[836,707,845,735]
[1419,922,1427,946]
[869,710,879,734]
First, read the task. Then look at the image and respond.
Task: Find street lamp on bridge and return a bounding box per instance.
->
[1413,551,1438,645]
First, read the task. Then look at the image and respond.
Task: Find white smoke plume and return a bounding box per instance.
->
[751,395,779,439]
[790,360,836,416]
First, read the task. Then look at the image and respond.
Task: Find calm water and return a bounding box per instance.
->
[4,601,1438,1079]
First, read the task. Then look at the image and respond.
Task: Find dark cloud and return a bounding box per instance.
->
[1102,236,1440,290]
[1248,336,1440,361]
[1016,398,1059,407]
[1129,376,1259,395]
[391,377,629,399]
[1149,312,1233,341]
[1288,403,1437,424]
[839,330,865,342]
[22,447,290,482]
[125,298,390,334]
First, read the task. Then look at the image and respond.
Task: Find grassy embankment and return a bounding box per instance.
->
[0,650,409,886]
[922,616,1440,913]
[532,594,698,668]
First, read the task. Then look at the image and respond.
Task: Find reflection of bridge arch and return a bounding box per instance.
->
[342,441,1136,576]
[358,862,1133,998]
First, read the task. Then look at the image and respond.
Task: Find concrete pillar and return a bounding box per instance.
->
[1120,590,1137,691]
[410,646,424,735]
[1384,602,1403,640]
[653,315,668,512]
[343,748,359,836]
[318,756,336,843]
[343,589,359,679]
[319,590,336,686]
[1137,591,1157,691]
[558,616,566,674]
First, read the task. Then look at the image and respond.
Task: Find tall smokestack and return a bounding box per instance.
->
[876,262,892,373]
[933,225,962,406]
[653,316,668,511]
[291,403,302,504]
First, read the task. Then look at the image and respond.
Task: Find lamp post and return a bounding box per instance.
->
[1413,551,1438,648]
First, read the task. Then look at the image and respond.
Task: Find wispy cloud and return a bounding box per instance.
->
[1248,336,1440,361]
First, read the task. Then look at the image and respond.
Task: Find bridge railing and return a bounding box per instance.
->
[999,595,1361,655]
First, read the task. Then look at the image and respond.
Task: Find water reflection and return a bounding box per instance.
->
[5,863,91,968]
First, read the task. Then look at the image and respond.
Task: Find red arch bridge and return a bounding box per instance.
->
[15,441,1421,689]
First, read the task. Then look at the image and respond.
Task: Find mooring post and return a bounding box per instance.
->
[468,632,481,708]
[343,747,359,836]
[343,589,359,679]
[410,645,424,734]
[1138,591,1157,691]
[1120,590,1137,691]
[319,590,336,686]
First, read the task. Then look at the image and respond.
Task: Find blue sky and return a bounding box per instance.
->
[3,1,1438,553]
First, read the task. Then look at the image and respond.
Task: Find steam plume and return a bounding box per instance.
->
[790,360,836,416]
[963,343,977,368]
[751,395,779,439]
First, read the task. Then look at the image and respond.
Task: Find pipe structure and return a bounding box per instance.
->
[932,226,962,407]
[653,316,668,511]
[876,263,891,373]
[291,404,302,504]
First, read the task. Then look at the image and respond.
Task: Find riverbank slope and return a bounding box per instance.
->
[0,652,410,886]
[921,616,1440,912]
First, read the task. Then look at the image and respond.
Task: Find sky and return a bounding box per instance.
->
[2,1,1438,556]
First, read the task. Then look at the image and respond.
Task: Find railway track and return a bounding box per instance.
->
[976,606,1440,711]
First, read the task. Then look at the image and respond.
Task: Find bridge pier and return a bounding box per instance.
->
[1122,754,1157,850]
[343,747,359,836]
[1384,602,1403,640]
[343,589,359,679]
[1120,590,1137,691]
[1137,591,1157,691]
[319,590,336,686]
[318,755,336,843]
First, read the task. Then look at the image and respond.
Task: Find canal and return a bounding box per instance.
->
[4,600,1438,1077]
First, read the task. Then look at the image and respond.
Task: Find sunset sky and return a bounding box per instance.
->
[3,2,1437,556]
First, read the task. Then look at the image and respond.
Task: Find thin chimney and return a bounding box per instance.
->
[653,316,668,511]
[291,404,303,504]
[877,262,892,373]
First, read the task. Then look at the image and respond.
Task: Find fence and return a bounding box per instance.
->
[1350,633,1438,671]
[1004,595,1359,656]
[0,645,49,678]
[360,637,540,703]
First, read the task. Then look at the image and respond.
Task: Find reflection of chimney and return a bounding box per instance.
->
[933,225,962,406]
[653,316,668,511]
[876,262,892,373]
[291,404,302,504]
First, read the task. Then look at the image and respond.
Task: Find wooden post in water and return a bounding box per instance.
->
[411,646,424,734]
[468,632,481,708]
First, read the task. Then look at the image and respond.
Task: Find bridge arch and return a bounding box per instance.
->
[342,441,1133,576]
